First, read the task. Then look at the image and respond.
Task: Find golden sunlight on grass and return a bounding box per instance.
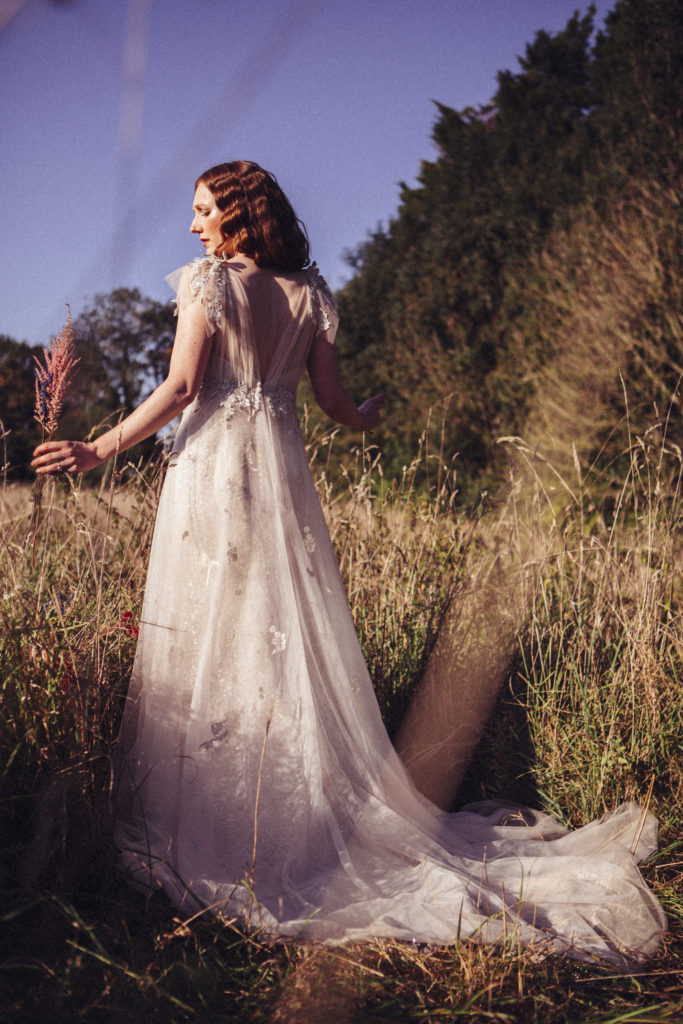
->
[0,416,681,1020]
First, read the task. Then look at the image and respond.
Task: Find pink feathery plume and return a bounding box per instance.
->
[34,306,80,439]
[30,306,80,565]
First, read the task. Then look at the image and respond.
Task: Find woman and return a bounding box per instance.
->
[33,161,665,963]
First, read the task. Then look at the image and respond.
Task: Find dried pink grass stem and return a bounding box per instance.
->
[30,307,79,564]
[34,305,80,440]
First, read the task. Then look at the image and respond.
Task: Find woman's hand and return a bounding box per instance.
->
[32,440,101,476]
[358,394,385,430]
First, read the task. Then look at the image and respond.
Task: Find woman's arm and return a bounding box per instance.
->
[32,301,212,475]
[307,335,384,431]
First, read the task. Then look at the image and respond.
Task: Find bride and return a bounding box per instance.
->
[33,161,666,965]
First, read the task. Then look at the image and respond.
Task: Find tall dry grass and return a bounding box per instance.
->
[499,423,682,828]
[515,181,681,481]
[0,416,681,1019]
[0,456,163,888]
[1,408,680,849]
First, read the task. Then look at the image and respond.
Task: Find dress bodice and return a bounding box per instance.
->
[168,254,338,398]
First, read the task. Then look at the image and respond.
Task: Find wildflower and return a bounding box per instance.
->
[118,611,140,639]
[58,656,77,693]
[34,306,80,440]
[40,591,75,624]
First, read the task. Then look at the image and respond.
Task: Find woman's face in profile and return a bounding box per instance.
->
[190,183,223,255]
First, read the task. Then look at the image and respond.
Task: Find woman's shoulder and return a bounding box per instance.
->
[303,261,330,286]
[303,262,335,305]
[187,254,232,290]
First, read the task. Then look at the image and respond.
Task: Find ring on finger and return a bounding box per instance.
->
[57,461,62,471]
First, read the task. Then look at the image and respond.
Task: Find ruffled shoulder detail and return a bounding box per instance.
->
[188,256,230,327]
[165,256,230,327]
[306,263,339,342]
[164,264,187,299]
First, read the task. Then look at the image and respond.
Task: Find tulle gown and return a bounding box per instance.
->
[115,254,666,965]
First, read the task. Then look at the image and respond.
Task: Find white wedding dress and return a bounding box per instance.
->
[115,254,666,965]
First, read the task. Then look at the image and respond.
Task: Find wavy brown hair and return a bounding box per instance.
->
[195,161,310,271]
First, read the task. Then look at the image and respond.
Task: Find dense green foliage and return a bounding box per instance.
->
[0,335,38,476]
[333,0,682,497]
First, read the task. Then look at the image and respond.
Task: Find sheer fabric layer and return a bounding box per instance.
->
[115,256,666,966]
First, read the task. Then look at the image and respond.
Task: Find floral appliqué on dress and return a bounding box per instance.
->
[198,379,296,422]
[188,257,229,327]
[199,719,230,752]
[303,526,316,553]
[269,626,287,654]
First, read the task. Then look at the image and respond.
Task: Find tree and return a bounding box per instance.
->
[592,0,682,182]
[0,335,41,477]
[334,0,681,497]
[73,288,176,416]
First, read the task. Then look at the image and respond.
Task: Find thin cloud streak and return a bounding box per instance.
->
[74,0,326,307]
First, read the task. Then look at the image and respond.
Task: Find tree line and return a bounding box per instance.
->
[330,0,681,497]
[1,0,680,493]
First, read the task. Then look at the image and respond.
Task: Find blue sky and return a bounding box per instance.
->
[1,0,612,347]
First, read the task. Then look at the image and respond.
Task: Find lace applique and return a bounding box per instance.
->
[188,256,229,327]
[198,550,219,584]
[307,264,338,338]
[199,719,229,752]
[243,440,258,470]
[308,282,330,333]
[303,526,316,553]
[198,379,296,421]
[269,626,287,654]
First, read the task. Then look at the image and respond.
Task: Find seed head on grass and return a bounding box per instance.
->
[30,307,80,563]
[34,306,80,441]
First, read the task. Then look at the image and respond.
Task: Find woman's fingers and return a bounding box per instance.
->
[33,440,62,458]
[32,443,65,472]
[31,440,94,475]
[32,451,70,474]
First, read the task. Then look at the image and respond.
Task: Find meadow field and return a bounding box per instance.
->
[0,419,681,1023]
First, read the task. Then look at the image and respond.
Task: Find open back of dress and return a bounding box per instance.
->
[115,255,666,965]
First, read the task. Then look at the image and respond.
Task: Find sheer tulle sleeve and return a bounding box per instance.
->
[307,266,339,344]
[165,258,229,336]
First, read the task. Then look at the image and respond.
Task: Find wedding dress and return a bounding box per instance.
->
[115,254,666,965]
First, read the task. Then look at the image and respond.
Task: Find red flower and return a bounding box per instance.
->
[118,610,140,639]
